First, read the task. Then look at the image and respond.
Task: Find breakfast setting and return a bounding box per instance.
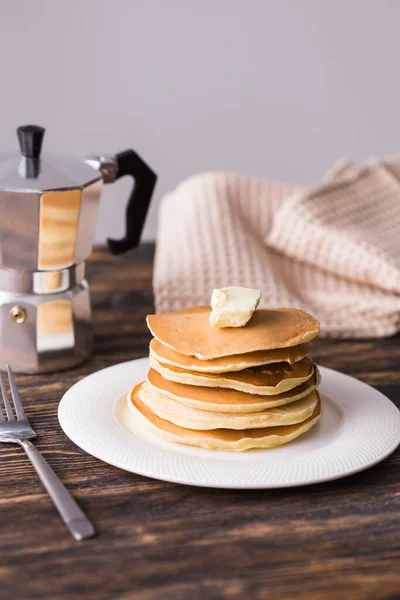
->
[2,3,400,600]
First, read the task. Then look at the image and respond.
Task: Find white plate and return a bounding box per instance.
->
[58,358,400,489]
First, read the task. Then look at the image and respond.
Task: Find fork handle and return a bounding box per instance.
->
[20,440,95,541]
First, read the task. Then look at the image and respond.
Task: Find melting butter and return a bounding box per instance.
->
[209,286,261,328]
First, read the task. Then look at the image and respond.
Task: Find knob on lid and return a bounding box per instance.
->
[17,124,45,158]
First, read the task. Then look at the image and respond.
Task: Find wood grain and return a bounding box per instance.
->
[0,244,399,600]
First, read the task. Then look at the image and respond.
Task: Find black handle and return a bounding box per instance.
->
[17,125,45,158]
[17,125,45,179]
[107,149,157,254]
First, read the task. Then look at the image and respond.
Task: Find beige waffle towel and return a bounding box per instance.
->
[154,159,400,337]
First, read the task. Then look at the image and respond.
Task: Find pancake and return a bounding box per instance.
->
[129,383,322,451]
[134,382,319,430]
[149,356,314,395]
[149,338,312,373]
[147,306,320,359]
[147,367,320,412]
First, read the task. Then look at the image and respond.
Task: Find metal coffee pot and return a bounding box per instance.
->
[0,125,156,373]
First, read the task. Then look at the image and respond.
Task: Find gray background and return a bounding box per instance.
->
[1,0,399,242]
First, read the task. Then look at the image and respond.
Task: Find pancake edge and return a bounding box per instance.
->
[149,355,315,396]
[127,385,323,451]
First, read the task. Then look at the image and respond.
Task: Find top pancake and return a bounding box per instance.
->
[147,306,319,360]
[149,338,312,373]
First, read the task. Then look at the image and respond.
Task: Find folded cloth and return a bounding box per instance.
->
[154,159,400,337]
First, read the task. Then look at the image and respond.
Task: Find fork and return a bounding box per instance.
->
[0,365,95,541]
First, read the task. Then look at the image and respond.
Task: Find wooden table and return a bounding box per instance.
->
[1,244,399,600]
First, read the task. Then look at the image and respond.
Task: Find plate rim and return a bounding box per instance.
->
[58,358,400,489]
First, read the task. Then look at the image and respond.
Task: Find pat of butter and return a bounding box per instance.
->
[209,286,261,328]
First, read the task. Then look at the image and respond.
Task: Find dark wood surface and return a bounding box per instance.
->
[1,244,399,600]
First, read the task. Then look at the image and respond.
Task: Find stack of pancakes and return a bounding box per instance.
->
[128,306,322,451]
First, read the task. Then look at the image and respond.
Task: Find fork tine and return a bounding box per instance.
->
[0,372,5,422]
[6,365,26,420]
[0,370,15,420]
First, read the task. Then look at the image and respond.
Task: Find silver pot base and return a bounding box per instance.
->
[0,265,92,373]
